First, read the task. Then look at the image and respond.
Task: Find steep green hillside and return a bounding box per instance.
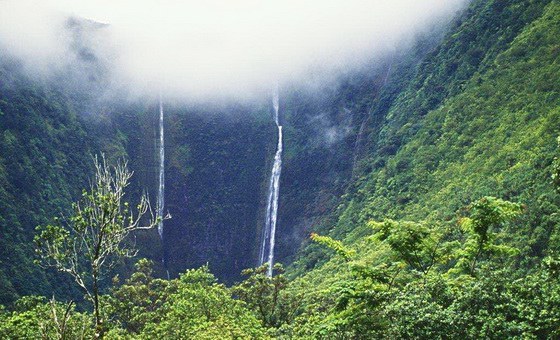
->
[277,26,447,265]
[0,54,153,304]
[0,58,96,304]
[293,0,558,272]
[349,0,559,254]
[279,0,560,337]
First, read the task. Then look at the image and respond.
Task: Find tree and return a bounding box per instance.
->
[106,259,170,335]
[370,220,456,276]
[141,266,267,339]
[35,155,159,337]
[233,264,298,329]
[0,296,93,340]
[310,233,356,260]
[454,196,523,276]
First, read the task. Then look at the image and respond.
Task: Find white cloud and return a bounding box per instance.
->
[0,0,467,100]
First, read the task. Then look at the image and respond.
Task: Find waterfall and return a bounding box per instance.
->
[260,88,283,277]
[157,95,170,279]
[157,95,165,239]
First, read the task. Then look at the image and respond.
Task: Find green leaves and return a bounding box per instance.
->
[369,219,455,276]
[139,266,267,339]
[551,136,560,190]
[464,196,523,235]
[34,224,71,264]
[296,194,528,338]
[453,196,523,276]
[0,296,94,340]
[310,233,356,260]
[34,155,159,332]
[233,264,296,329]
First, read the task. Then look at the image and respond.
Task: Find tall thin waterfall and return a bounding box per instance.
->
[260,88,283,277]
[157,95,165,239]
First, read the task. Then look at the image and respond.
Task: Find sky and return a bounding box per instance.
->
[0,0,468,100]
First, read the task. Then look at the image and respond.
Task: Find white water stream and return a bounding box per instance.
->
[157,95,165,239]
[260,89,282,277]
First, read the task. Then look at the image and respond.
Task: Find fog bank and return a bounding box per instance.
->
[0,0,468,100]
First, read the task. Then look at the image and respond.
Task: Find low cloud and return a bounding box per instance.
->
[0,0,468,101]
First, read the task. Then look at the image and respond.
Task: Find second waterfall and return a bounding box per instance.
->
[259,88,283,277]
[157,95,165,239]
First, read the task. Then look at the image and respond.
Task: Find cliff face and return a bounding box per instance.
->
[160,104,274,282]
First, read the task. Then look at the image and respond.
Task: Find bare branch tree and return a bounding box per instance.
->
[35,154,161,337]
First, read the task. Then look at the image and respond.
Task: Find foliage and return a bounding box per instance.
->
[1,263,269,339]
[280,1,560,337]
[104,259,170,335]
[453,196,523,276]
[369,219,455,276]
[34,156,158,333]
[138,266,267,339]
[233,264,302,331]
[0,296,93,340]
[552,136,560,190]
[291,197,552,339]
[0,57,98,304]
[310,233,355,260]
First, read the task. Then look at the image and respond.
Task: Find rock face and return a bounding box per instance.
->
[159,104,274,283]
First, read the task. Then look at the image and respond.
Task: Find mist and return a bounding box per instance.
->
[0,0,468,101]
